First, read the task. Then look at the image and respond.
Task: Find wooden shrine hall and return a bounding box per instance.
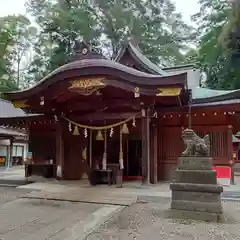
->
[2,41,240,184]
[0,42,190,184]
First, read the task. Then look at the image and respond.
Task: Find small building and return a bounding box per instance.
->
[0,99,28,167]
[0,41,239,183]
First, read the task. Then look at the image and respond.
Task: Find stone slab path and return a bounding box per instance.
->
[0,198,124,240]
[21,187,139,206]
[19,181,172,206]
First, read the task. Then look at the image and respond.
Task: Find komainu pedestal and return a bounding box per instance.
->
[169,129,223,222]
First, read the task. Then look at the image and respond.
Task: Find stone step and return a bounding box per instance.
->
[170,183,223,193]
[172,190,221,202]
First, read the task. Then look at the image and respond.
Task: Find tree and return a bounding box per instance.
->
[0,15,37,90]
[193,0,240,89]
[219,0,240,53]
[26,0,101,79]
[26,0,194,83]
[10,15,37,87]
[0,16,19,91]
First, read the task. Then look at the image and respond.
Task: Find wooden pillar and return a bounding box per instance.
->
[227,125,233,162]
[8,138,14,168]
[150,124,158,184]
[227,124,234,184]
[56,121,64,179]
[89,129,93,168]
[141,108,150,185]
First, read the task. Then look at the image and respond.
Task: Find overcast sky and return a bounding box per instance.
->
[0,0,200,24]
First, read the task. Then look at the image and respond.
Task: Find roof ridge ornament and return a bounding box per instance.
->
[68,41,105,63]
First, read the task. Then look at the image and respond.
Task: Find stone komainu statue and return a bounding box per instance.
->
[181,128,210,157]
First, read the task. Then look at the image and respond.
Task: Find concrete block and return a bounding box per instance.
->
[171,200,223,213]
[165,208,224,222]
[170,183,223,193]
[171,190,221,203]
[178,157,212,170]
[175,169,217,184]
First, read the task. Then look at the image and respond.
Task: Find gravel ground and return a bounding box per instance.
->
[86,198,240,240]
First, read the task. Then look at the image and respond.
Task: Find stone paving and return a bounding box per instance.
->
[0,196,123,240]
[0,187,32,205]
[2,168,240,239]
[18,181,172,206]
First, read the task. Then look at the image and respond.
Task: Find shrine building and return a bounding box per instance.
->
[0,41,239,184]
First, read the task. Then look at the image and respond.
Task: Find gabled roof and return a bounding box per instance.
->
[192,87,238,100]
[0,126,26,137]
[163,63,195,72]
[192,87,240,103]
[0,99,27,118]
[115,41,169,76]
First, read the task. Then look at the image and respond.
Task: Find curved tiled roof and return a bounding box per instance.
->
[4,58,187,100]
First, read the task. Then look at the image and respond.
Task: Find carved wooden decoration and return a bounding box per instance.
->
[12,100,29,108]
[68,77,106,95]
[156,88,181,97]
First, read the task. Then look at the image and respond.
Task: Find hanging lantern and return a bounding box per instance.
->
[54,115,58,122]
[84,128,88,138]
[73,126,80,136]
[122,123,129,134]
[110,128,114,138]
[68,122,72,132]
[96,130,104,141]
[132,118,136,127]
[40,96,44,106]
[134,87,140,98]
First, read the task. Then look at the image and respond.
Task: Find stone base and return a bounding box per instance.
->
[175,169,217,184]
[170,183,223,214]
[169,156,223,221]
[165,208,224,222]
[171,200,222,213]
[178,157,212,170]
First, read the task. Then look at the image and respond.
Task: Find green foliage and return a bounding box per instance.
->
[195,0,240,89]
[0,15,37,90]
[24,0,194,84]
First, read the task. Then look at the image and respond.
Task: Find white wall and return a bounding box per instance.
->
[0,139,28,162]
[165,67,206,90]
